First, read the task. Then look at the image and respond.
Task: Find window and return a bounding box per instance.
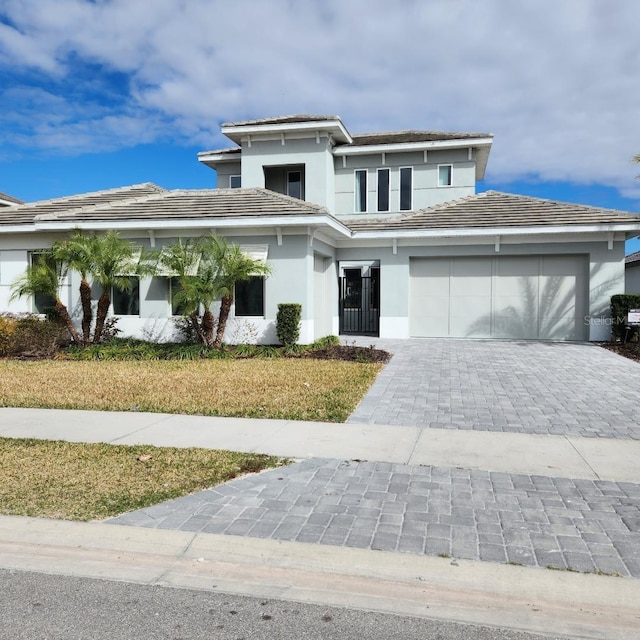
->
[399,167,412,211]
[229,175,241,188]
[235,277,264,316]
[29,251,57,314]
[169,277,188,316]
[112,277,140,315]
[377,168,390,212]
[438,164,452,187]
[287,171,302,199]
[354,170,367,213]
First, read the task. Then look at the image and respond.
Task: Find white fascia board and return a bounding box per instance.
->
[352,223,640,240]
[197,153,241,165]
[333,137,494,156]
[222,120,352,145]
[0,224,37,234]
[31,215,353,237]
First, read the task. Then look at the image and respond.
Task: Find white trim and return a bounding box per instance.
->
[437,164,453,187]
[333,137,493,156]
[376,168,390,213]
[399,166,413,211]
[354,169,368,213]
[196,152,240,165]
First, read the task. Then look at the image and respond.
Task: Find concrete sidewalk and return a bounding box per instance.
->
[1,407,640,482]
[1,406,640,639]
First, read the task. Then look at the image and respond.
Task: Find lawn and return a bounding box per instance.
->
[0,437,286,520]
[0,358,382,422]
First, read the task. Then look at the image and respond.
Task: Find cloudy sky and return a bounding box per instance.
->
[1,0,639,247]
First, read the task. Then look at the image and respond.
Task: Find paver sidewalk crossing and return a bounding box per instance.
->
[109,458,640,577]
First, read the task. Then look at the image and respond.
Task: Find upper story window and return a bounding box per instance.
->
[287,170,302,199]
[354,170,367,213]
[229,175,241,188]
[399,167,413,211]
[438,164,452,187]
[377,168,390,212]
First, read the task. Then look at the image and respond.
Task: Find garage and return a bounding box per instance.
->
[409,255,588,340]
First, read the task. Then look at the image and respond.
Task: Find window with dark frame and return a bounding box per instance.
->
[229,175,241,188]
[355,169,367,213]
[377,168,390,212]
[235,276,265,316]
[287,171,302,199]
[400,167,412,211]
[29,251,57,314]
[112,277,140,316]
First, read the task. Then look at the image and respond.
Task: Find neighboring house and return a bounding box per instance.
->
[1,114,640,343]
[0,191,24,207]
[626,251,640,293]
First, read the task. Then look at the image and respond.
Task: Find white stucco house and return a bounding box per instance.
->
[1,114,639,343]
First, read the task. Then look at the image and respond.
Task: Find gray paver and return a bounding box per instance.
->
[346,339,640,440]
[109,457,640,577]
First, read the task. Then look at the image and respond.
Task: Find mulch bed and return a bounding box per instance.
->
[599,342,640,364]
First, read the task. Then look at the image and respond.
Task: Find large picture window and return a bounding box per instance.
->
[377,168,390,212]
[235,277,265,316]
[112,277,140,316]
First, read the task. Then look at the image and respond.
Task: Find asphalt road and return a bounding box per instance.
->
[0,568,570,640]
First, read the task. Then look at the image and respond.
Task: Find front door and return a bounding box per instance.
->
[339,266,380,336]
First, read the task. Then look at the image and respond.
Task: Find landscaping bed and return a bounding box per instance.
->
[600,341,640,364]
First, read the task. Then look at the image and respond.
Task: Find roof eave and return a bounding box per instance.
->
[222,119,352,145]
[28,214,353,238]
[350,223,640,240]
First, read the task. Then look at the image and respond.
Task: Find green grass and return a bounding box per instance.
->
[0,437,287,521]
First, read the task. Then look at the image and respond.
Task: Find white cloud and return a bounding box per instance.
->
[1,0,639,197]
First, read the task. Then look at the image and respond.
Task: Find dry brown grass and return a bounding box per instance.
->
[0,359,381,422]
[0,437,285,520]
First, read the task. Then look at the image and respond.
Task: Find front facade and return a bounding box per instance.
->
[626,251,640,293]
[1,114,639,343]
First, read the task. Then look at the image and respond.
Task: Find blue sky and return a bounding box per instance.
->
[1,0,639,253]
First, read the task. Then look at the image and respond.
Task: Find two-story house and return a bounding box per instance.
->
[1,114,639,343]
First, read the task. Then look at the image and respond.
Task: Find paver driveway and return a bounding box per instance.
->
[347,339,640,440]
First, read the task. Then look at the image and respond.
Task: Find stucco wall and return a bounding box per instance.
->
[625,263,640,293]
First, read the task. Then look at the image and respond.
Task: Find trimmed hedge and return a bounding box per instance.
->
[276,303,302,347]
[610,294,640,340]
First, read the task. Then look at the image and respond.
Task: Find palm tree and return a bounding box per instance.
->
[89,231,145,343]
[159,235,270,348]
[212,239,271,349]
[10,251,81,344]
[52,230,95,344]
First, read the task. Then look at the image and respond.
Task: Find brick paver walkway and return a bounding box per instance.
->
[109,458,640,577]
[347,340,640,439]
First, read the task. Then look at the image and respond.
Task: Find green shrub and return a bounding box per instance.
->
[312,335,340,349]
[0,314,67,358]
[276,303,302,347]
[610,294,640,340]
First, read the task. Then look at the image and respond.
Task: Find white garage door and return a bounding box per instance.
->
[409,255,588,340]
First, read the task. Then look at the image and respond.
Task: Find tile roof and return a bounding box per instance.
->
[0,191,24,205]
[197,147,241,158]
[347,130,493,146]
[346,191,640,232]
[30,188,329,223]
[626,250,640,265]
[223,114,342,127]
[0,183,166,226]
